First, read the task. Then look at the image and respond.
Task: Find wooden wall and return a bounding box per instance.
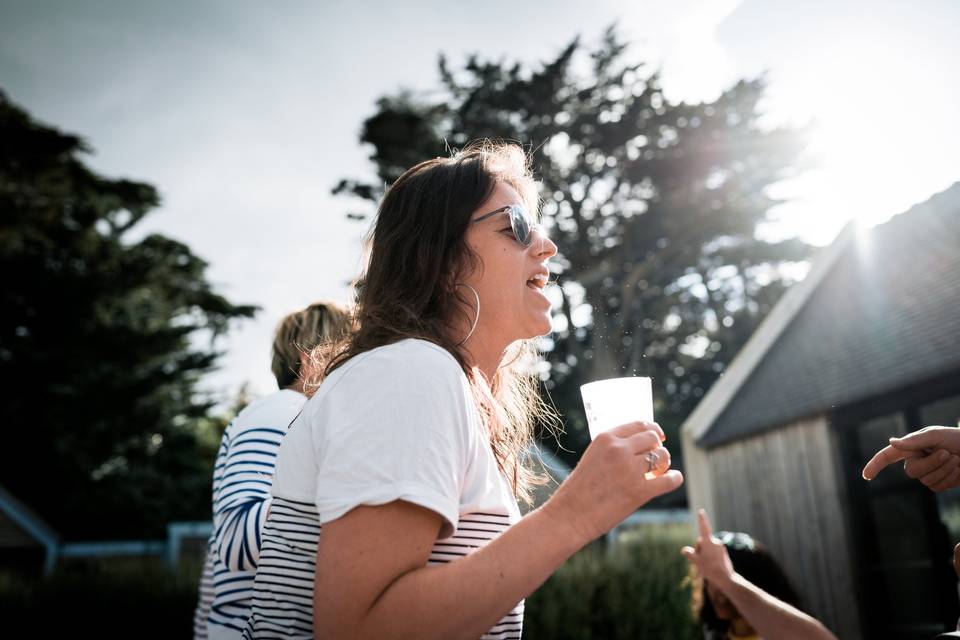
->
[683,416,862,639]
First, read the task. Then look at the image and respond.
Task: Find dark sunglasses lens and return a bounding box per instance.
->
[510,206,532,246]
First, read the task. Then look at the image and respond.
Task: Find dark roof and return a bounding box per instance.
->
[700,183,960,447]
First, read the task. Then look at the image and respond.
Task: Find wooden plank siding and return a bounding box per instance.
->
[683,416,862,639]
[681,428,717,522]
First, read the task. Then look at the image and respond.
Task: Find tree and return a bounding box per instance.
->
[334,28,811,481]
[0,91,257,539]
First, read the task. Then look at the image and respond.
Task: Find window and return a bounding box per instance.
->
[919,394,960,541]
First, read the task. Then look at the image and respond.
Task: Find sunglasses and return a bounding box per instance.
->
[471,204,534,247]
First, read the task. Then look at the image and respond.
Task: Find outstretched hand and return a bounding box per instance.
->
[862,426,960,492]
[681,509,735,587]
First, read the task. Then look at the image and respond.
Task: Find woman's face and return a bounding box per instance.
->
[459,181,558,346]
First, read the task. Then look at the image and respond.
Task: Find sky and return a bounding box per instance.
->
[2,0,958,400]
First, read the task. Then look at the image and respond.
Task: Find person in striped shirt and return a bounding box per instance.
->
[244,141,685,639]
[192,300,351,640]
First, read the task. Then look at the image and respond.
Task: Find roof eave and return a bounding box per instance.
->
[681,223,856,445]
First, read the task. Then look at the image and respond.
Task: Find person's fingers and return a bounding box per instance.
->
[930,466,960,493]
[681,546,701,573]
[889,427,949,452]
[645,469,684,497]
[863,446,925,480]
[920,456,958,489]
[642,446,672,476]
[622,430,663,455]
[862,444,908,480]
[698,508,714,539]
[607,420,665,442]
[905,449,951,479]
[953,543,960,578]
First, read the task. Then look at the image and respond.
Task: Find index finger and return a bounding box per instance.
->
[607,420,665,442]
[890,426,952,452]
[862,444,907,480]
[697,508,713,539]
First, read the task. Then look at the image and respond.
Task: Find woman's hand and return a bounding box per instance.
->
[541,421,683,545]
[681,509,735,588]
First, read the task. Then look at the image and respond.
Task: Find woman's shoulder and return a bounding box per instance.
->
[317,338,466,399]
[377,338,460,363]
[227,388,305,436]
[342,338,462,377]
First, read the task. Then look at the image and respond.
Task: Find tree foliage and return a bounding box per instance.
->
[334,28,812,482]
[0,91,257,538]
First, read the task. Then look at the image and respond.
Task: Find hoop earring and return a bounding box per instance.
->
[455,283,480,346]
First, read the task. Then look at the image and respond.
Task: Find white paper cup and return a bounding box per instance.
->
[580,377,653,440]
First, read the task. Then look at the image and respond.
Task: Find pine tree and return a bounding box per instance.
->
[0,91,257,538]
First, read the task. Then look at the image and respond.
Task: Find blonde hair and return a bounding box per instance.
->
[271,300,352,389]
[324,140,558,502]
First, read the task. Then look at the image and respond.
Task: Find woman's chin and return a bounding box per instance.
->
[528,318,553,339]
[501,312,553,343]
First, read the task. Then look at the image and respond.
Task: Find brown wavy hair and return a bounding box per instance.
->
[323,140,556,502]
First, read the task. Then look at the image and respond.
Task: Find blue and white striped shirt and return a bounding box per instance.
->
[193,388,305,639]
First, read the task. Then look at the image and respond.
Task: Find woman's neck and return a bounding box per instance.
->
[461,329,509,381]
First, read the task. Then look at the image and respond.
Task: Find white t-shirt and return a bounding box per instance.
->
[244,339,524,639]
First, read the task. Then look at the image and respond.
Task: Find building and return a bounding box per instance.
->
[681,183,960,639]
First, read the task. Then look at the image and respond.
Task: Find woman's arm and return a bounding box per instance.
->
[709,573,837,640]
[212,424,285,571]
[314,422,683,640]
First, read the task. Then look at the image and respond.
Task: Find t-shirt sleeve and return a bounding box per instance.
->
[311,345,472,538]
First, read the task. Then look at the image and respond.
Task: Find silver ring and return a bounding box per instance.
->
[645,450,660,474]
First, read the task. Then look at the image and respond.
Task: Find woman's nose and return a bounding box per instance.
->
[531,226,557,258]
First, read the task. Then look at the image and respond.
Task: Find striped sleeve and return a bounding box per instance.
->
[212,422,286,572]
[192,542,214,639]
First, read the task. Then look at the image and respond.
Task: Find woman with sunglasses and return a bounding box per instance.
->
[243,140,683,639]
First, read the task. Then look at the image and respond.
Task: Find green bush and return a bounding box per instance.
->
[525,523,700,640]
[0,558,201,638]
[1,524,697,638]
